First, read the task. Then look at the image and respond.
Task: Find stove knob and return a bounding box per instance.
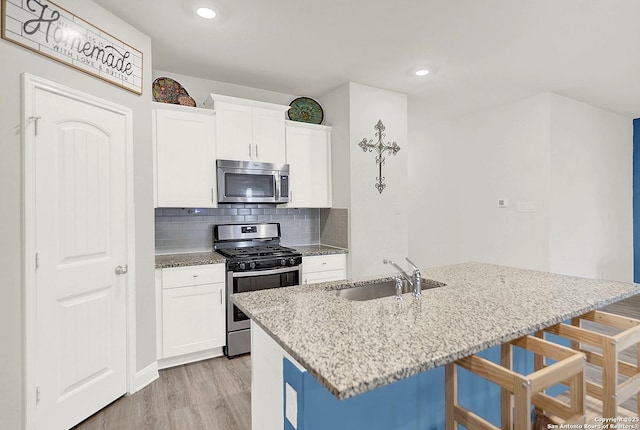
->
[289,258,296,265]
[249,262,256,269]
[239,262,246,270]
[280,259,286,266]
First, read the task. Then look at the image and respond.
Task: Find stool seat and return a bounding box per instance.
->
[543,310,640,418]
[445,335,586,430]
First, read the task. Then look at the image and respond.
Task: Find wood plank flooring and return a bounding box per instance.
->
[72,294,640,430]
[72,355,251,430]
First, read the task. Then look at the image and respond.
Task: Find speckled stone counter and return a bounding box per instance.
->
[293,244,348,256]
[155,251,226,268]
[232,262,640,400]
[155,245,346,269]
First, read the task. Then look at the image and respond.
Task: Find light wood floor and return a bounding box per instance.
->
[73,294,640,430]
[73,354,251,430]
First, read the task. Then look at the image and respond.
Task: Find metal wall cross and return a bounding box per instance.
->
[357,119,401,193]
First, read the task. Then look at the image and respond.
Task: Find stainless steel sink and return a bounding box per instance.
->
[335,278,446,301]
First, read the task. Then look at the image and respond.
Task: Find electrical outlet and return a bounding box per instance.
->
[497,198,508,208]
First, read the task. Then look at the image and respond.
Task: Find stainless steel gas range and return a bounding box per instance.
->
[214,223,302,357]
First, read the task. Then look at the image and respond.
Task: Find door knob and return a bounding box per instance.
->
[115,265,128,275]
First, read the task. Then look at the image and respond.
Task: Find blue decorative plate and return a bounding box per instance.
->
[288,97,324,124]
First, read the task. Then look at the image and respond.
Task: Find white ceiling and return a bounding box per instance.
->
[94,0,640,122]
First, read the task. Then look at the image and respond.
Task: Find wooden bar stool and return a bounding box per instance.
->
[543,310,640,418]
[445,335,586,430]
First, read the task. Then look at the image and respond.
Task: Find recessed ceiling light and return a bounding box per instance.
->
[415,69,430,77]
[196,7,217,19]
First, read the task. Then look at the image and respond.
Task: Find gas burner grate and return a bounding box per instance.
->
[217,245,297,259]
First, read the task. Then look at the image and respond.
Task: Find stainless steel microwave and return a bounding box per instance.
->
[216,159,290,204]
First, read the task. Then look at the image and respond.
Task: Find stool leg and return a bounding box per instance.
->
[602,339,618,418]
[513,377,532,430]
[533,331,545,420]
[570,317,581,350]
[569,370,585,421]
[501,343,512,430]
[445,362,457,430]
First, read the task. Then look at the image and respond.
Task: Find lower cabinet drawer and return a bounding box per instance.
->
[302,254,346,273]
[162,283,225,358]
[162,264,225,289]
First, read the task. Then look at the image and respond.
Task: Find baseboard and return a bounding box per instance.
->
[130,361,159,394]
[158,347,224,370]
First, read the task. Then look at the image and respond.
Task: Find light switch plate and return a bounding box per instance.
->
[516,201,536,213]
[497,198,508,208]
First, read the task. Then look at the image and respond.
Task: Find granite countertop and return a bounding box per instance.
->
[155,251,226,268]
[155,244,347,268]
[231,262,640,400]
[294,244,348,256]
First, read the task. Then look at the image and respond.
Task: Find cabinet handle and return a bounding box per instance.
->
[249,144,252,158]
[290,190,293,203]
[220,290,223,305]
[211,188,214,203]
[193,274,199,277]
[255,144,259,159]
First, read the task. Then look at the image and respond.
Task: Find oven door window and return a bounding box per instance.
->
[225,173,274,198]
[232,271,299,322]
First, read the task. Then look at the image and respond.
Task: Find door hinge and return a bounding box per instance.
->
[36,386,41,403]
[29,116,42,136]
[35,253,40,270]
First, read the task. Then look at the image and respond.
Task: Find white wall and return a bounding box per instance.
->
[349,83,409,277]
[409,94,552,270]
[153,69,296,107]
[319,82,408,278]
[0,2,154,428]
[408,92,633,282]
[549,94,633,281]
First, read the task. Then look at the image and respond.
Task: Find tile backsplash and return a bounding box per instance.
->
[320,208,348,249]
[155,205,322,253]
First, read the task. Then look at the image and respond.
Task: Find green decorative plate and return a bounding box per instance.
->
[288,97,324,124]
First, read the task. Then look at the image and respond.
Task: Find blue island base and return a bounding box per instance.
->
[282,343,566,430]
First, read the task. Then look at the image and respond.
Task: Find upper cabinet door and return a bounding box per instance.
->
[154,105,217,208]
[215,101,253,161]
[252,107,286,164]
[205,94,289,164]
[285,121,332,208]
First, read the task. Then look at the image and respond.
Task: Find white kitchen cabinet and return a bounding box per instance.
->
[157,264,226,367]
[204,94,289,164]
[285,121,332,208]
[302,254,347,284]
[153,103,216,208]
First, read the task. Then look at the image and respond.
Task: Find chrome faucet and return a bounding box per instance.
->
[383,257,422,298]
[393,276,404,301]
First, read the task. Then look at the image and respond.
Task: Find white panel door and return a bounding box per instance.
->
[252,107,286,164]
[34,87,128,430]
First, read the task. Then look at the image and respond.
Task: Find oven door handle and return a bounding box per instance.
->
[231,266,299,278]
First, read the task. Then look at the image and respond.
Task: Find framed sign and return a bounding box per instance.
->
[2,0,143,94]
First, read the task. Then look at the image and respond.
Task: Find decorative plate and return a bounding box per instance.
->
[288,97,324,124]
[152,77,194,105]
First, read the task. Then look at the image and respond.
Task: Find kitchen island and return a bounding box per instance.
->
[232,262,640,429]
